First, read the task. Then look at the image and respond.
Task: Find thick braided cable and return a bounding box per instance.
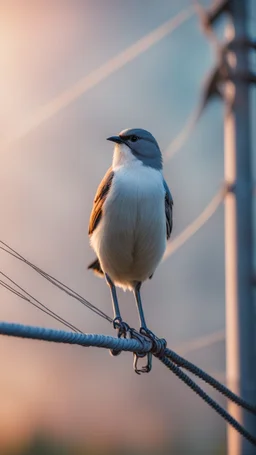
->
[158,355,256,447]
[1,321,255,446]
[164,347,256,415]
[0,321,152,353]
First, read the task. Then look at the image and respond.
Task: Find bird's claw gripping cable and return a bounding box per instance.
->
[109,317,131,356]
[110,318,167,374]
[131,327,167,374]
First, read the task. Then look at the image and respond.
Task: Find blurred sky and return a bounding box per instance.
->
[0,1,255,453]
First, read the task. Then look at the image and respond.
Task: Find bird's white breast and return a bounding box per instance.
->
[90,160,166,290]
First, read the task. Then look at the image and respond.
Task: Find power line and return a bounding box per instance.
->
[0,2,215,346]
[0,279,79,332]
[165,347,256,415]
[1,7,194,150]
[163,185,225,261]
[0,319,255,420]
[0,236,229,355]
[0,3,254,450]
[161,355,256,446]
[0,272,82,333]
[0,240,227,355]
[0,181,225,327]
[0,321,255,446]
[164,3,228,163]
[194,1,256,454]
[174,329,225,355]
[0,241,112,323]
[0,184,226,334]
[164,108,199,161]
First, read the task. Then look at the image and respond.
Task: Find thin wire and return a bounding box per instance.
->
[163,0,230,163]
[0,273,82,333]
[0,271,82,333]
[163,2,224,162]
[164,68,223,162]
[0,243,228,354]
[0,238,229,355]
[0,187,225,325]
[0,241,112,323]
[0,280,30,301]
[163,186,225,261]
[164,108,200,161]
[1,7,194,150]
[0,279,78,331]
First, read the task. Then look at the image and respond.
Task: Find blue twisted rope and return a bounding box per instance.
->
[0,320,255,447]
[0,321,151,353]
[164,347,256,416]
[159,356,256,447]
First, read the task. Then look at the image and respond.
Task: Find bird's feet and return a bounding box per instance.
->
[140,327,167,354]
[113,316,130,337]
[109,317,130,357]
[132,327,167,375]
[133,351,152,375]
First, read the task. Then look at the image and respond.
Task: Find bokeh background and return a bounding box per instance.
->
[0,1,255,454]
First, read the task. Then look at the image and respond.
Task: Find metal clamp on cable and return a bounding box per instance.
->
[132,328,167,374]
[139,328,167,358]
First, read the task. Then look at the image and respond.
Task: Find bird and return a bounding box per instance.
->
[88,128,173,373]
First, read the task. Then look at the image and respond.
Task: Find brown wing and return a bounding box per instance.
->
[88,167,114,236]
[149,182,173,281]
[163,179,173,240]
[165,194,173,239]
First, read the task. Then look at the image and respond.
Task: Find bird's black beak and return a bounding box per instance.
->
[106,135,123,144]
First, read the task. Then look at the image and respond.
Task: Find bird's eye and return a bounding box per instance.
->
[130,135,138,142]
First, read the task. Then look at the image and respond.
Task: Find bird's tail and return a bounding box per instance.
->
[87,258,104,277]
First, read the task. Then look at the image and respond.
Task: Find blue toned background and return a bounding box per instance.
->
[0,1,255,454]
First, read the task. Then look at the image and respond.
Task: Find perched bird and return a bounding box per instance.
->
[88,128,173,373]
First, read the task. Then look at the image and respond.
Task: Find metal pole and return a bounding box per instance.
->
[224,1,256,454]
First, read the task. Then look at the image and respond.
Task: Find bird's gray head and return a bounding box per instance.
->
[107,128,162,170]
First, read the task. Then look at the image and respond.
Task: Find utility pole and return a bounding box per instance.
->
[224,1,256,454]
